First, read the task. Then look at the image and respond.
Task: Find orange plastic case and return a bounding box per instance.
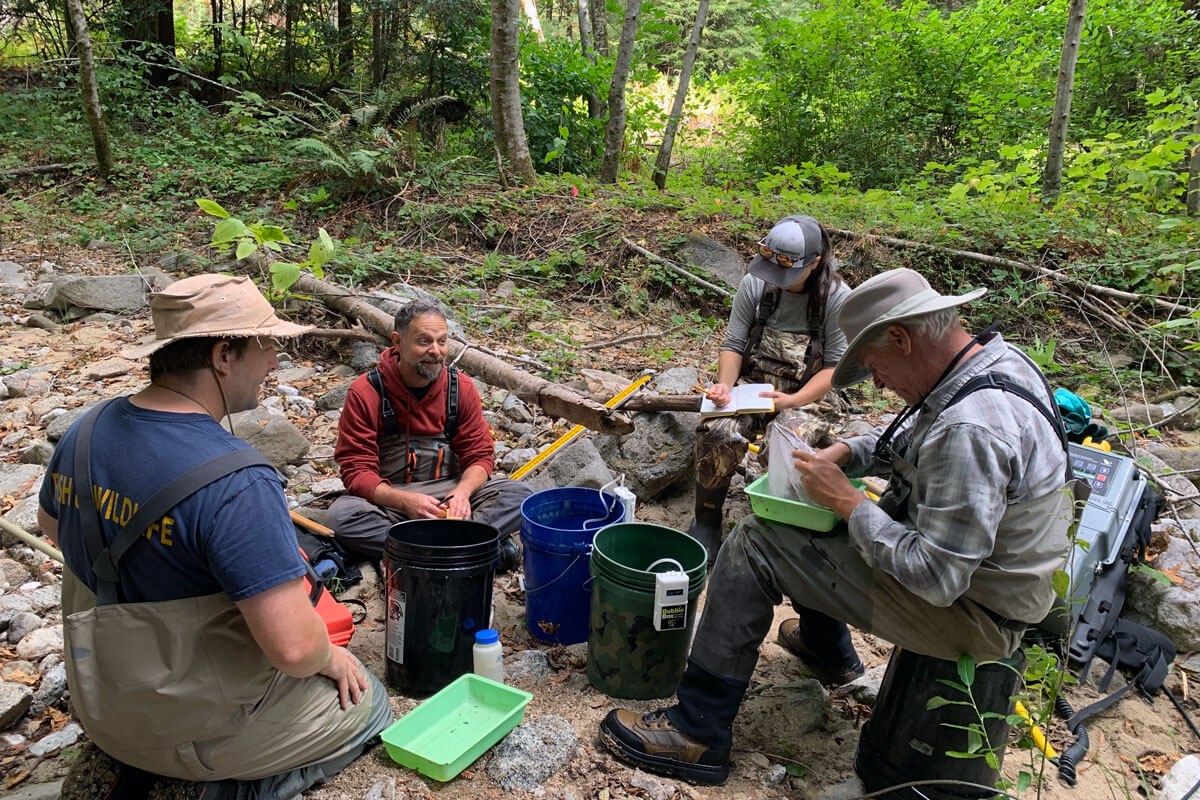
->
[299,548,355,646]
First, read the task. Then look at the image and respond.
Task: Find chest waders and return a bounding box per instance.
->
[689,286,839,567]
[62,400,379,781]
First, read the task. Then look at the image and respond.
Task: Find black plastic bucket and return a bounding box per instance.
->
[854,647,1024,799]
[384,519,499,695]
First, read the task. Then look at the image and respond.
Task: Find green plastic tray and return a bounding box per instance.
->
[381,674,532,782]
[744,473,864,532]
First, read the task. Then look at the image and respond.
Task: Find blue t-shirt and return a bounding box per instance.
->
[40,398,306,603]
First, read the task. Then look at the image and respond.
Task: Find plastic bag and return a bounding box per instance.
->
[767,419,815,503]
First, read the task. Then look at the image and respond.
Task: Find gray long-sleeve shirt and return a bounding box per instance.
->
[843,335,1071,616]
[721,273,852,367]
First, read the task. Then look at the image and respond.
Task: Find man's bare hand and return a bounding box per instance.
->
[441,492,472,520]
[794,449,865,521]
[320,646,367,710]
[395,491,445,519]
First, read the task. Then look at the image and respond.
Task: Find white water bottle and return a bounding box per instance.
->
[473,629,505,683]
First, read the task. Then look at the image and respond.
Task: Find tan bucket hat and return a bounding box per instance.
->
[122,274,312,358]
[831,268,986,389]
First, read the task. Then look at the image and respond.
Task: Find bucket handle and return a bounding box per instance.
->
[646,557,685,573]
[525,545,591,595]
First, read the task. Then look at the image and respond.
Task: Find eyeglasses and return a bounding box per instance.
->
[757,237,803,269]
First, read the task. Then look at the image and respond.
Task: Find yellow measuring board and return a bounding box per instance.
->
[510,375,652,481]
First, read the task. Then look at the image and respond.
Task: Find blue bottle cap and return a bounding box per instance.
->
[475,628,499,645]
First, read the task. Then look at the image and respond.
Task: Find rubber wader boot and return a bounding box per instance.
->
[687,483,728,568]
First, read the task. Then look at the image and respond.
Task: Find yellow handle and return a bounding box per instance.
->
[1015,701,1058,761]
[1081,436,1111,452]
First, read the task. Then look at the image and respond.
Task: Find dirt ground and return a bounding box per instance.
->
[1,244,1198,800]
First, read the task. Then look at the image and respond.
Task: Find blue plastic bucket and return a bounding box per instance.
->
[520,487,625,644]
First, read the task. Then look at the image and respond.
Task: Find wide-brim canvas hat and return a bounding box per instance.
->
[831,268,986,389]
[747,215,824,287]
[122,274,312,358]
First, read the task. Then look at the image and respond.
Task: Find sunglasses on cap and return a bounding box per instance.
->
[757,237,808,269]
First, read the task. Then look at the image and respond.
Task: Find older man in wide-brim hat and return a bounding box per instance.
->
[599,268,1075,786]
[40,274,392,797]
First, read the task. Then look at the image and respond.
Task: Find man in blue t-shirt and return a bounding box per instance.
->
[39,274,392,798]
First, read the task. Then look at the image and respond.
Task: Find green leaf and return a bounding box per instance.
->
[212,218,249,245]
[269,262,301,292]
[196,198,230,218]
[957,655,975,688]
[1017,772,1032,792]
[1052,569,1070,599]
[310,228,337,268]
[235,239,256,260]
[926,696,954,710]
[256,225,291,243]
[967,728,983,753]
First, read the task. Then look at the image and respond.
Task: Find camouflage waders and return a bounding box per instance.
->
[691,329,846,563]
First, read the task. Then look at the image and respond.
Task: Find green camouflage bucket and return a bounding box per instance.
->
[586,523,707,699]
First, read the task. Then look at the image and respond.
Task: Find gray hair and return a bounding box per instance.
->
[394,299,448,334]
[860,307,962,351]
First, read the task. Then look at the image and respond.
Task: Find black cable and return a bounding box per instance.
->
[1054,695,1088,786]
[1164,686,1200,745]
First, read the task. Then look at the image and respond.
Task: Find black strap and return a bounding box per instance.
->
[740,284,781,371]
[444,365,459,440]
[367,365,459,440]
[367,368,398,437]
[73,400,273,605]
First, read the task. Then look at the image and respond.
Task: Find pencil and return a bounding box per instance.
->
[692,384,717,399]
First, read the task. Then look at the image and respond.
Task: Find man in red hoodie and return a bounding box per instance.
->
[328,300,530,568]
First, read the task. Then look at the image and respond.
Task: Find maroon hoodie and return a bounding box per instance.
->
[334,347,495,499]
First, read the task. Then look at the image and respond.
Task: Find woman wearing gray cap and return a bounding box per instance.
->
[691,215,851,564]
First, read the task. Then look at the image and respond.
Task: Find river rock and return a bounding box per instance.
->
[1155,447,1200,488]
[595,411,698,499]
[1159,754,1200,800]
[6,611,42,644]
[1126,534,1200,652]
[18,440,55,465]
[16,626,63,660]
[630,770,680,800]
[3,495,43,536]
[83,358,137,380]
[679,232,745,289]
[28,722,82,756]
[46,406,91,441]
[0,681,33,729]
[229,407,309,467]
[19,584,61,613]
[486,715,577,791]
[525,438,615,493]
[652,368,700,395]
[505,649,554,683]
[30,662,68,715]
[32,275,149,313]
[0,464,43,501]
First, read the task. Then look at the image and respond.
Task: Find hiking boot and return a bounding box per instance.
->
[599,709,730,786]
[777,617,865,685]
[498,535,521,572]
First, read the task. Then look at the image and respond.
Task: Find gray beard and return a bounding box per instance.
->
[416,361,444,381]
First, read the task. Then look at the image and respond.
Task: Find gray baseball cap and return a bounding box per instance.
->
[747,215,824,287]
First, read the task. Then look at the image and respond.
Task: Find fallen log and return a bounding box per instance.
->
[620,394,703,413]
[621,237,733,299]
[293,274,635,435]
[0,162,78,179]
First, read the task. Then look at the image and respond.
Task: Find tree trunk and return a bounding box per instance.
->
[119,0,176,84]
[652,0,708,190]
[590,0,608,56]
[490,0,537,185]
[1188,102,1200,215]
[210,0,224,79]
[292,275,632,433]
[371,7,384,85]
[1042,0,1087,203]
[576,0,603,118]
[598,0,642,182]
[63,0,77,59]
[338,0,352,74]
[285,0,298,80]
[522,0,545,41]
[64,0,113,179]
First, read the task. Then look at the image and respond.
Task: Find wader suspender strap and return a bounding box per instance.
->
[73,401,274,606]
[740,285,781,374]
[367,366,460,440]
